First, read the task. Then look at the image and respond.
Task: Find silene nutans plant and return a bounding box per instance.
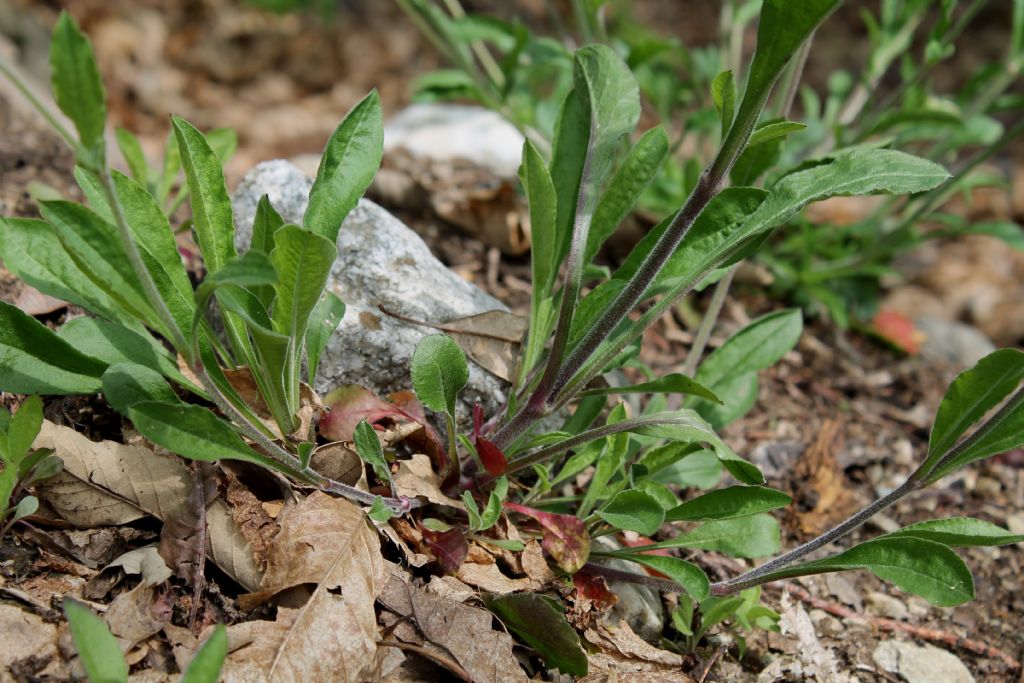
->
[0,1,1023,677]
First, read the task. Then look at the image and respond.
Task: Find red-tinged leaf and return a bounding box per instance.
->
[621,534,672,579]
[473,402,485,440]
[870,309,924,355]
[421,526,469,573]
[505,502,590,574]
[321,385,449,477]
[476,437,507,476]
[573,570,618,610]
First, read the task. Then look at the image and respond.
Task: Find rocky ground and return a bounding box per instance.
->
[1,1,1024,681]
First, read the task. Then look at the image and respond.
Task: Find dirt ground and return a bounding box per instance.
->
[2,1,1024,681]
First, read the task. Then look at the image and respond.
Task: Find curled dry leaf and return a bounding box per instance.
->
[394,454,464,510]
[456,560,532,593]
[223,368,322,441]
[105,546,173,588]
[33,421,261,591]
[378,566,529,683]
[582,620,687,679]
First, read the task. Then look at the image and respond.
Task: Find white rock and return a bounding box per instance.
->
[231,160,509,419]
[917,316,996,369]
[865,591,909,621]
[384,103,525,177]
[873,640,975,683]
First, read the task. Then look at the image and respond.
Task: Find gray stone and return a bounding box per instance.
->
[873,640,974,683]
[865,591,909,621]
[917,316,996,369]
[231,160,509,419]
[592,539,664,641]
[384,103,525,178]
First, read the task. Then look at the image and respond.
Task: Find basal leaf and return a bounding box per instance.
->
[250,195,285,307]
[520,139,558,299]
[411,334,469,416]
[504,502,590,573]
[172,116,237,274]
[8,395,43,464]
[305,292,346,386]
[115,128,148,185]
[50,12,107,155]
[269,225,336,340]
[58,317,189,388]
[354,419,391,488]
[485,593,587,677]
[648,515,781,558]
[666,486,792,522]
[102,363,180,415]
[63,600,128,683]
[597,490,665,535]
[304,90,384,243]
[0,301,106,394]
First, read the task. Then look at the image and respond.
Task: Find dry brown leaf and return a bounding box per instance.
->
[33,421,261,591]
[520,540,557,589]
[105,584,166,652]
[224,492,384,682]
[583,620,685,675]
[14,284,67,315]
[378,566,528,683]
[456,561,532,594]
[0,603,61,679]
[105,547,173,587]
[393,454,464,510]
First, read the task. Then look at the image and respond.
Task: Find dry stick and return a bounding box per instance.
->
[780,584,1022,671]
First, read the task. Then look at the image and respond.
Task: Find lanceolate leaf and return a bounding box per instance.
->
[0,301,106,394]
[0,218,134,326]
[763,537,974,607]
[180,625,228,683]
[50,12,107,155]
[885,517,1024,547]
[581,372,721,403]
[58,317,192,389]
[171,116,237,274]
[354,419,391,488]
[585,126,669,263]
[922,349,1024,472]
[128,401,300,476]
[269,225,336,340]
[666,486,792,522]
[521,140,558,300]
[923,395,1024,484]
[411,335,469,416]
[102,363,180,415]
[115,128,148,184]
[305,292,346,386]
[485,593,588,677]
[641,515,781,559]
[304,90,384,243]
[63,600,128,683]
[620,554,710,601]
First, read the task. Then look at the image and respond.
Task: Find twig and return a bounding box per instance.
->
[378,640,473,682]
[698,644,729,683]
[781,583,1022,671]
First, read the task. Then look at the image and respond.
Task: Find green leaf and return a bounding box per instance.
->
[63,600,128,683]
[367,496,395,522]
[478,477,507,531]
[485,593,588,676]
[0,218,134,326]
[0,301,106,394]
[171,116,237,274]
[10,495,39,522]
[666,486,792,522]
[727,0,842,154]
[50,12,107,155]
[597,490,665,535]
[584,126,669,264]
[249,195,285,306]
[582,372,721,403]
[180,624,228,683]
[354,419,392,489]
[304,90,384,243]
[630,411,764,485]
[924,395,1024,484]
[8,396,43,464]
[128,401,298,474]
[696,595,745,638]
[411,334,469,416]
[646,515,781,558]
[102,363,180,415]
[711,70,736,139]
[549,87,590,266]
[520,139,558,298]
[923,349,1024,469]
[765,537,974,607]
[885,517,1024,547]
[688,310,802,427]
[747,121,807,147]
[305,292,345,386]
[59,317,189,388]
[269,225,336,339]
[115,128,149,185]
[39,200,156,323]
[651,448,723,489]
[207,128,238,164]
[578,403,630,516]
[621,554,710,601]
